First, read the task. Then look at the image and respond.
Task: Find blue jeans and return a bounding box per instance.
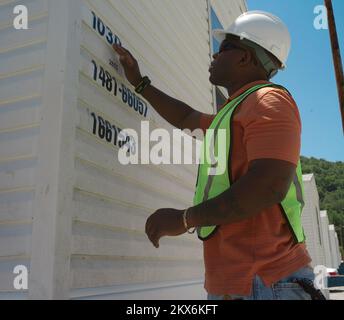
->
[208,266,315,300]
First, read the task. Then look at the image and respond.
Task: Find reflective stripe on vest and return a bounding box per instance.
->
[193,84,306,242]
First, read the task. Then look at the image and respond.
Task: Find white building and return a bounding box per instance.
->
[0,0,247,299]
[302,175,342,271]
[320,210,333,268]
[302,174,325,267]
[329,225,342,269]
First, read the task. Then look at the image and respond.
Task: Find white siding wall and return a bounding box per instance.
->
[320,211,333,268]
[0,0,247,299]
[0,0,49,299]
[334,233,341,267]
[211,0,247,29]
[302,174,325,267]
[329,225,341,269]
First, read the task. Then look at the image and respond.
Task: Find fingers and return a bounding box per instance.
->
[113,44,134,65]
[151,233,160,248]
[146,228,160,248]
[145,214,160,248]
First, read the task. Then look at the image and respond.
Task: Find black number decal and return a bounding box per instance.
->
[99,67,106,87]
[112,77,118,96]
[91,11,121,47]
[143,101,148,117]
[91,60,97,81]
[121,85,128,103]
[97,18,105,36]
[105,71,113,92]
[112,125,118,146]
[91,11,97,30]
[106,26,113,45]
[133,95,138,112]
[105,120,112,142]
[138,100,144,115]
[98,116,105,139]
[127,89,133,108]
[91,112,97,135]
[90,58,147,118]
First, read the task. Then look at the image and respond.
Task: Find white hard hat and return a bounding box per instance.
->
[213,11,291,69]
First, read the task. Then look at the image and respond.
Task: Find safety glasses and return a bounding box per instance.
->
[218,42,244,54]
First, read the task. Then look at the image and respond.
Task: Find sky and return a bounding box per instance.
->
[219,0,344,162]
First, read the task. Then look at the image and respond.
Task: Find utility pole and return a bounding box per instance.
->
[324,0,344,134]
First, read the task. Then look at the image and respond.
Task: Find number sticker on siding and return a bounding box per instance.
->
[90,111,136,156]
[89,59,148,118]
[82,7,149,119]
[84,8,122,46]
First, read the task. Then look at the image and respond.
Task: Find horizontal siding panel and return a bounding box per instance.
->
[71,221,202,260]
[73,190,200,245]
[74,157,190,210]
[133,0,209,64]
[75,124,197,186]
[0,69,44,103]
[0,157,37,191]
[70,279,205,300]
[73,189,148,230]
[125,0,210,84]
[0,41,47,75]
[0,15,48,50]
[172,1,209,43]
[0,188,34,222]
[0,224,32,257]
[0,126,39,159]
[70,255,203,289]
[74,148,194,203]
[211,0,247,29]
[0,96,42,130]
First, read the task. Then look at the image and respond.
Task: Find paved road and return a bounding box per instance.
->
[329,287,344,300]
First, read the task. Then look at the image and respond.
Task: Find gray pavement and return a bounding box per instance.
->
[329,287,344,300]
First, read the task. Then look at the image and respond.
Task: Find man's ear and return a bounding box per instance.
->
[239,50,257,67]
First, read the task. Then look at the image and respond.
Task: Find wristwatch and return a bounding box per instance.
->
[135,76,151,94]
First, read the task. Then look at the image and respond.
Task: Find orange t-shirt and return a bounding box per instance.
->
[199,80,311,296]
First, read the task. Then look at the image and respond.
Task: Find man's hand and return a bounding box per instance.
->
[145,208,187,248]
[113,44,142,87]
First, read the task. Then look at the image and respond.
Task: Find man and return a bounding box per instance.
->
[113,11,320,300]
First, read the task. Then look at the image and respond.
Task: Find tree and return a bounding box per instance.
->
[301,156,344,228]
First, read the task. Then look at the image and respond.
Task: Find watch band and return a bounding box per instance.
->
[135,76,151,94]
[183,208,196,234]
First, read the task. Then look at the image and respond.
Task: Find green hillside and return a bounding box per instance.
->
[301,156,344,248]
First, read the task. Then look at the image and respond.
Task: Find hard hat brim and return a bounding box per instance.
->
[212,29,286,69]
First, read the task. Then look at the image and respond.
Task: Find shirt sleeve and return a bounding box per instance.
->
[243,89,302,166]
